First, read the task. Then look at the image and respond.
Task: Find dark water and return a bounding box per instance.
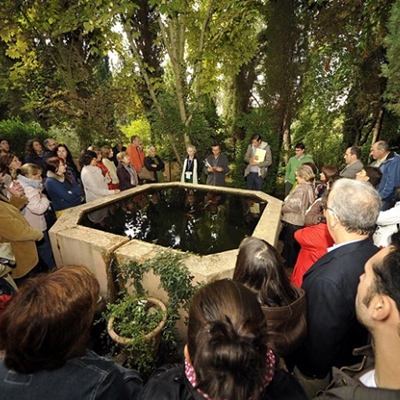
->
[79,187,266,255]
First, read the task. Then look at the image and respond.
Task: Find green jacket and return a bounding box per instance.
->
[285,154,315,185]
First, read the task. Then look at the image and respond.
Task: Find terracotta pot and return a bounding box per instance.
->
[107,297,167,352]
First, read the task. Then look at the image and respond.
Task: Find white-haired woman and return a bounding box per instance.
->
[181,145,200,184]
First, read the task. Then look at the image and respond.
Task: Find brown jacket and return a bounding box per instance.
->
[0,200,43,279]
[261,286,307,357]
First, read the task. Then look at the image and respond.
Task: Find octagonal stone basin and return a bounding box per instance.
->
[49,182,283,303]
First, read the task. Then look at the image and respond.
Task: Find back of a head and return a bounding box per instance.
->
[329,178,381,235]
[322,165,339,181]
[79,150,97,167]
[187,279,270,400]
[350,146,361,159]
[45,156,62,173]
[0,265,99,374]
[233,237,297,306]
[0,153,15,174]
[18,163,42,178]
[364,166,382,188]
[376,140,389,152]
[116,151,127,163]
[297,164,315,182]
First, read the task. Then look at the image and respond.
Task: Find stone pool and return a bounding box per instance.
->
[49,182,283,302]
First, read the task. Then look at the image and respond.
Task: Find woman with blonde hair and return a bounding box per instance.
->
[281,165,315,269]
[17,163,55,272]
[100,145,119,189]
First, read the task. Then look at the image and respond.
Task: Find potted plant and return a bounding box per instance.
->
[106,250,200,374]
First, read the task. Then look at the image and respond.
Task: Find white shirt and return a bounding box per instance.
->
[359,369,377,388]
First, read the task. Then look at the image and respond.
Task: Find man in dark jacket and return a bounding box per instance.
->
[315,231,400,399]
[290,179,381,399]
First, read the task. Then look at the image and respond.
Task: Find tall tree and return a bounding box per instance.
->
[0,0,125,146]
[119,0,262,162]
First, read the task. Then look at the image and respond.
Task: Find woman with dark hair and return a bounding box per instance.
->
[45,156,82,217]
[101,145,119,190]
[233,237,307,357]
[55,144,81,184]
[23,139,45,173]
[0,153,22,191]
[0,265,142,399]
[315,165,339,198]
[0,139,10,155]
[355,166,383,188]
[140,279,306,400]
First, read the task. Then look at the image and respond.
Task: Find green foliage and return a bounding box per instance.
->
[120,118,151,149]
[0,118,47,158]
[107,297,165,373]
[108,250,200,374]
[383,0,400,116]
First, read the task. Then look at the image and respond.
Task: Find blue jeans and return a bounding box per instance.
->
[246,172,264,191]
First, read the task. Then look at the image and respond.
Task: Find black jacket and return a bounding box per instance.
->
[291,239,379,378]
[139,364,307,400]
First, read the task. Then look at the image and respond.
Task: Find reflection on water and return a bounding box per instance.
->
[79,187,267,255]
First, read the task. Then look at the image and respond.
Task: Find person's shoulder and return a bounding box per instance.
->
[315,367,400,400]
[262,369,307,400]
[71,350,122,373]
[140,364,196,400]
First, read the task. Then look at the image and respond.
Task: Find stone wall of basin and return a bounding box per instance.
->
[49,182,283,302]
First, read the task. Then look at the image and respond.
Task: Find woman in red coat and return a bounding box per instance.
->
[291,194,334,287]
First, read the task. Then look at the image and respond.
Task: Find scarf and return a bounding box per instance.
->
[124,164,138,186]
[17,174,43,190]
[184,348,276,400]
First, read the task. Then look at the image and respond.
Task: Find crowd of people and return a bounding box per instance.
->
[1,135,400,399]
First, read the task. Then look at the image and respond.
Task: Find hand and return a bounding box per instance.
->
[114,189,121,194]
[214,167,223,172]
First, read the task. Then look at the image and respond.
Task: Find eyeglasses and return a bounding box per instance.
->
[323,204,336,215]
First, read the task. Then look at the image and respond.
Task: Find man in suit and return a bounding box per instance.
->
[317,231,400,398]
[340,146,363,179]
[290,179,381,399]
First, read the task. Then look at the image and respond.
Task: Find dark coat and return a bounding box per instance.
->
[139,364,307,400]
[291,239,379,378]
